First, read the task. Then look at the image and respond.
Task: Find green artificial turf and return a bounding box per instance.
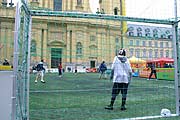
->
[29,73,179,120]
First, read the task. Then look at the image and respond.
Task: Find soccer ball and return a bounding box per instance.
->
[160,108,171,117]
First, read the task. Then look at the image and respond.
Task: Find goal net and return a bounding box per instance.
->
[1,0,180,120]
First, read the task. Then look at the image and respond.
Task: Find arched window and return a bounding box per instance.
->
[145,28,150,37]
[137,27,142,37]
[128,27,134,36]
[114,7,118,15]
[161,34,166,39]
[128,27,134,31]
[31,40,36,53]
[153,29,158,38]
[76,42,82,55]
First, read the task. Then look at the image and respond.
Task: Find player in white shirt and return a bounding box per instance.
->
[105,49,132,110]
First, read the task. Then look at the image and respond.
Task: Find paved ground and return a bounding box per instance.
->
[0,71,13,120]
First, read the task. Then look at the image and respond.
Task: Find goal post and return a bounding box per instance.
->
[11,0,180,120]
[12,0,32,120]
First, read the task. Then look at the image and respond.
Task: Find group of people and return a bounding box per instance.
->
[32,48,158,111]
[34,60,64,83]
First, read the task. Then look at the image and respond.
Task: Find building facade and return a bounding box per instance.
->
[1,0,177,70]
[126,24,174,60]
[0,0,126,69]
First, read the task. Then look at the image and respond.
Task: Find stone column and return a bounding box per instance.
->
[43,29,47,63]
[36,29,42,61]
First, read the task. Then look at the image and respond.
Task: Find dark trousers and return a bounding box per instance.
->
[58,69,62,75]
[110,83,129,106]
[148,70,157,79]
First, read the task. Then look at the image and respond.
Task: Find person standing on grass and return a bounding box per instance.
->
[74,66,77,75]
[99,61,107,79]
[147,63,157,80]
[35,59,46,83]
[105,49,132,110]
[58,62,63,77]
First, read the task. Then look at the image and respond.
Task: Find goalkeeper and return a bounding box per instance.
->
[105,49,132,110]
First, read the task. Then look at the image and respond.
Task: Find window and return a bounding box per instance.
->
[54,0,62,11]
[145,33,150,37]
[153,34,158,38]
[128,27,134,31]
[76,42,82,55]
[153,29,158,38]
[155,49,158,58]
[160,42,163,48]
[161,34,166,39]
[149,49,153,58]
[142,49,146,58]
[129,32,134,36]
[77,0,82,6]
[136,40,140,46]
[154,41,158,47]
[137,32,142,37]
[166,42,169,48]
[145,28,150,37]
[137,27,142,37]
[160,49,164,58]
[142,41,146,46]
[129,40,133,46]
[168,35,172,39]
[90,35,96,41]
[148,41,152,47]
[129,48,134,57]
[115,37,119,43]
[31,41,36,55]
[135,49,140,58]
[114,7,118,15]
[166,50,169,57]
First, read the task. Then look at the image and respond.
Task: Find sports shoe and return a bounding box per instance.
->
[35,81,37,83]
[105,105,113,110]
[120,106,126,111]
[41,80,45,83]
[147,79,150,80]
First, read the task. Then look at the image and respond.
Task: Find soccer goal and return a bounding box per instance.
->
[9,0,180,120]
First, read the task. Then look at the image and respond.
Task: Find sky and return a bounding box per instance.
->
[10,0,180,21]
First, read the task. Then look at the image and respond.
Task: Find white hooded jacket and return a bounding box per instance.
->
[111,55,132,83]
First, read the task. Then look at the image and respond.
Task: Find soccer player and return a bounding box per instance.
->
[35,59,45,83]
[105,49,132,110]
[98,61,107,79]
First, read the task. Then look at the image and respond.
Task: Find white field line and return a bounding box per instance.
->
[113,114,178,120]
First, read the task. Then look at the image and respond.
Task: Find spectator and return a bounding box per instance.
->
[3,59,9,66]
[147,63,157,80]
[58,62,63,77]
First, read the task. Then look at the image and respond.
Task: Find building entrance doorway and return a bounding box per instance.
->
[90,61,95,68]
[51,48,62,68]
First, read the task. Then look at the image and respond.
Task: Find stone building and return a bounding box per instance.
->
[127,24,174,60]
[0,0,126,69]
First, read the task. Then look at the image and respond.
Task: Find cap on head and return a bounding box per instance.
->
[118,49,126,56]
